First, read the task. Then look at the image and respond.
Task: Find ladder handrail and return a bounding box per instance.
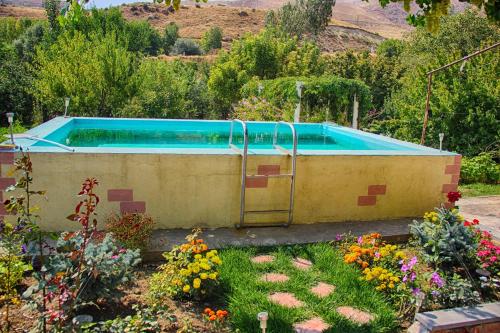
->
[272,121,297,227]
[228,119,249,228]
[11,134,75,152]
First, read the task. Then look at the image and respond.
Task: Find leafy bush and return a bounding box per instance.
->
[126,20,162,56]
[241,76,372,125]
[23,178,140,329]
[461,153,499,184]
[201,26,223,53]
[0,17,38,44]
[82,305,162,332]
[171,38,202,56]
[410,207,478,266]
[435,273,481,308]
[232,97,289,121]
[106,212,155,251]
[149,229,221,301]
[163,22,179,55]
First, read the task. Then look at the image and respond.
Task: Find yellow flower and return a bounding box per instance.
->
[193,278,201,289]
[183,285,191,293]
[200,273,208,280]
[388,282,395,289]
[209,273,217,280]
[194,254,202,259]
[200,263,211,270]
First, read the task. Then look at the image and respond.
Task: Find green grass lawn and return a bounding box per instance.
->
[219,243,397,333]
[459,183,500,197]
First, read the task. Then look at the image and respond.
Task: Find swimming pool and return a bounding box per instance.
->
[21,117,431,154]
[2,117,460,231]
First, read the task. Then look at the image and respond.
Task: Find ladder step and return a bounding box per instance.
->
[246,174,293,179]
[244,209,289,214]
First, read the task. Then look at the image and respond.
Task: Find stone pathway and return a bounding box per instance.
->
[251,254,374,332]
[336,306,374,325]
[459,196,500,240]
[293,317,330,333]
[260,273,289,283]
[268,292,304,308]
[292,257,313,270]
[311,282,335,298]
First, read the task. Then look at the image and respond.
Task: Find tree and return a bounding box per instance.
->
[201,26,222,53]
[171,38,202,55]
[44,0,60,33]
[270,0,335,38]
[33,31,137,119]
[163,22,179,55]
[381,11,500,156]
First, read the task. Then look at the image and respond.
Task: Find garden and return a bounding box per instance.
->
[1,153,499,332]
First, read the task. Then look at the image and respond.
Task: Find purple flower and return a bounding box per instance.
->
[430,272,444,288]
[431,290,440,297]
[410,271,417,282]
[335,234,343,241]
[357,236,363,245]
[21,244,27,254]
[409,256,418,267]
[401,263,409,273]
[412,287,421,295]
[403,275,408,282]
[375,252,381,259]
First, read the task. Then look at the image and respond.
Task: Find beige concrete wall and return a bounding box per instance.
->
[2,152,459,231]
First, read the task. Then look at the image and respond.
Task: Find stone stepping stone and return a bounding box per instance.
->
[251,255,275,264]
[336,306,374,325]
[294,317,330,333]
[260,273,289,283]
[310,282,335,298]
[292,257,313,270]
[268,292,304,308]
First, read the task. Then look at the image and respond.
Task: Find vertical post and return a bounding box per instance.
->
[352,93,359,129]
[6,112,14,144]
[294,81,304,123]
[64,97,70,117]
[439,133,444,152]
[420,73,433,145]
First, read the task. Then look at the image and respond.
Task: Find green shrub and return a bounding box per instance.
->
[232,96,291,121]
[82,305,162,332]
[105,213,155,251]
[171,38,202,55]
[149,229,221,301]
[201,26,222,53]
[436,274,481,308]
[461,153,499,184]
[410,208,477,267]
[163,22,179,55]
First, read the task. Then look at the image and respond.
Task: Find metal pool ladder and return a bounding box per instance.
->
[229,120,298,228]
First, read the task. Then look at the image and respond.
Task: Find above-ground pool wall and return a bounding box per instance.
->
[0,151,460,231]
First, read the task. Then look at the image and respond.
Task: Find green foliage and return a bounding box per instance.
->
[149,229,221,301]
[410,208,478,267]
[201,26,222,53]
[119,59,213,119]
[325,39,405,111]
[13,21,49,62]
[154,0,207,11]
[270,0,335,37]
[163,22,179,55]
[44,0,60,33]
[105,213,155,251]
[33,31,137,118]
[208,29,324,114]
[381,11,500,155]
[435,273,481,308]
[0,43,35,125]
[171,38,202,55]
[126,20,162,56]
[81,305,163,332]
[461,153,499,184]
[232,97,290,121]
[0,17,37,44]
[241,76,372,124]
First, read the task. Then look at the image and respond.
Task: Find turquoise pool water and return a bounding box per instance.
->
[32,118,417,151]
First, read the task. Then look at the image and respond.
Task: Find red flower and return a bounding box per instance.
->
[472,219,480,225]
[447,191,462,204]
[464,221,472,227]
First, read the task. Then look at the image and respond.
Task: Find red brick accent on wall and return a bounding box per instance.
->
[358,195,377,206]
[441,155,462,206]
[120,201,146,214]
[358,184,387,206]
[368,185,387,196]
[257,165,280,176]
[107,188,146,214]
[244,164,281,189]
[0,151,15,219]
[108,189,133,202]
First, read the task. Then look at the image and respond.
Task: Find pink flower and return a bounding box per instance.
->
[490,256,497,263]
[111,255,119,259]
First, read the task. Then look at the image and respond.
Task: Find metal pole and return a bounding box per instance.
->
[420,42,500,145]
[420,73,433,145]
[352,93,359,129]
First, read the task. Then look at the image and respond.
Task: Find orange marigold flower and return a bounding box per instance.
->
[204,308,212,314]
[197,239,204,243]
[209,315,217,321]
